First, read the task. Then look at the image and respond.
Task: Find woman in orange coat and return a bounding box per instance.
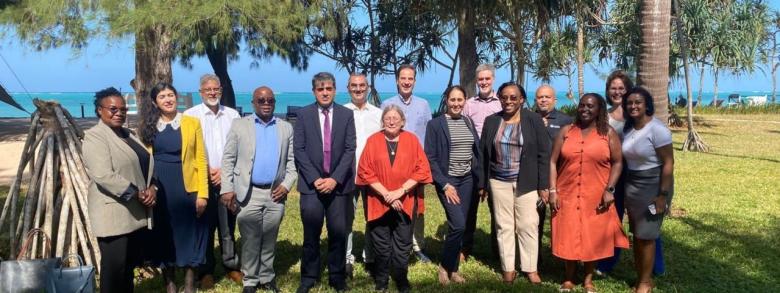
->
[356,104,432,293]
[549,93,628,292]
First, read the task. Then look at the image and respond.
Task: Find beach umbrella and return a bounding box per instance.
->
[0,84,29,113]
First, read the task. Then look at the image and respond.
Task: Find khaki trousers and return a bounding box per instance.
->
[490,179,539,273]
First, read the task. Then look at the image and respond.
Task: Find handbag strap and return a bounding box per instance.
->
[17,228,52,260]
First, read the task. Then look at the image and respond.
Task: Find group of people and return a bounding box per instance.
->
[80,64,674,293]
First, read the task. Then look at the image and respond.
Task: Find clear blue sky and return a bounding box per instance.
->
[1,9,777,95]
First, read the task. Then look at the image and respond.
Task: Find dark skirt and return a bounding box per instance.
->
[149,125,209,268]
[624,166,673,240]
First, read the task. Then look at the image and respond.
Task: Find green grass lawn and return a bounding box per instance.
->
[2,114,779,292]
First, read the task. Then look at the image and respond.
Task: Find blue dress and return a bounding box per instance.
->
[151,124,209,267]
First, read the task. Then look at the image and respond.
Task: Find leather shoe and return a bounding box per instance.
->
[364,262,376,278]
[199,274,215,290]
[242,286,257,293]
[227,270,244,284]
[526,271,542,284]
[296,284,313,293]
[259,281,281,293]
[346,263,354,279]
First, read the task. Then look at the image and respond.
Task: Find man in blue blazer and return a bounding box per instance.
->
[294,72,357,293]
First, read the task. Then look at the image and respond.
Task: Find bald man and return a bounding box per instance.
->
[534,85,573,141]
[221,87,297,293]
[533,85,572,267]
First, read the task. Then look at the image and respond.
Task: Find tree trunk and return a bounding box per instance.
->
[134,25,173,117]
[206,44,236,108]
[697,62,705,105]
[514,39,526,87]
[772,37,777,103]
[457,6,478,98]
[637,0,671,121]
[713,66,719,106]
[673,0,707,152]
[577,19,585,98]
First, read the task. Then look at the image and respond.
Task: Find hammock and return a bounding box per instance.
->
[0,84,29,113]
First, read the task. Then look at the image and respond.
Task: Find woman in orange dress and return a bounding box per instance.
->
[549,93,629,292]
[356,104,432,293]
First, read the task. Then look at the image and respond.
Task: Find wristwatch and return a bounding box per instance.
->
[659,190,669,197]
[605,186,615,194]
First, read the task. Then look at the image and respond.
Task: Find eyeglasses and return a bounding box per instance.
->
[200,88,222,93]
[383,116,402,122]
[100,106,128,115]
[253,98,276,105]
[499,95,523,101]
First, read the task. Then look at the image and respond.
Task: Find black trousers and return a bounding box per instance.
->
[200,183,240,276]
[299,192,353,289]
[537,200,546,266]
[98,228,144,293]
[437,175,473,272]
[462,185,498,258]
[370,210,413,291]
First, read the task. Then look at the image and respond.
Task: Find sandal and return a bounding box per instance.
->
[584,282,597,293]
[558,281,575,292]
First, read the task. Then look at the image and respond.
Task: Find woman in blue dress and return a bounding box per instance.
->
[139,83,210,293]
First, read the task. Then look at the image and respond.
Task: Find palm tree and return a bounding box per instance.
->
[636,0,672,122]
[674,0,708,152]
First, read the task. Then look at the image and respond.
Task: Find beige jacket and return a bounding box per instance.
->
[82,121,153,237]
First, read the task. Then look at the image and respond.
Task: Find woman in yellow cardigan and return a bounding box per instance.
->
[139,82,209,293]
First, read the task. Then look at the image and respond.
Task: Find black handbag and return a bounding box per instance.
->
[0,228,59,293]
[47,254,96,293]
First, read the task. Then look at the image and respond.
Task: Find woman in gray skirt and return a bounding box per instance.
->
[620,87,674,293]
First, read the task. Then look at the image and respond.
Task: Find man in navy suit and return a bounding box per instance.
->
[294,72,357,293]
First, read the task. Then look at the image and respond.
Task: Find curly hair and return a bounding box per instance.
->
[496,81,528,109]
[621,86,655,134]
[93,87,123,118]
[575,93,609,136]
[605,70,634,106]
[440,85,467,114]
[138,82,178,146]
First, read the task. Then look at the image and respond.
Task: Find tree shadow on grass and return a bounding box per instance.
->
[655,214,780,292]
[698,150,780,164]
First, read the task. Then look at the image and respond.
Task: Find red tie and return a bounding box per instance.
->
[322,108,331,175]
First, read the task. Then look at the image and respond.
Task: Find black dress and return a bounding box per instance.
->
[151,124,209,267]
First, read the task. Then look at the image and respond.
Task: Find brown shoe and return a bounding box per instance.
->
[502,271,516,284]
[199,274,215,290]
[437,266,450,285]
[526,271,542,284]
[226,270,244,284]
[450,272,466,284]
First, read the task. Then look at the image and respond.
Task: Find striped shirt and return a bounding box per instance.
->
[491,120,523,181]
[446,115,474,176]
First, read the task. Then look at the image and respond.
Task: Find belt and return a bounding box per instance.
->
[252,183,273,189]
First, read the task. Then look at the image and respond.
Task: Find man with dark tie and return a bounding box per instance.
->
[294,72,357,293]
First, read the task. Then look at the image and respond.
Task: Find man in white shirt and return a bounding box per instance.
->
[183,74,242,288]
[343,73,382,278]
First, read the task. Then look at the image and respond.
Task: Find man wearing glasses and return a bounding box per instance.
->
[220,86,296,293]
[183,74,242,288]
[343,73,383,278]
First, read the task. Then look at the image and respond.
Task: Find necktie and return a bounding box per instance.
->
[322,108,331,175]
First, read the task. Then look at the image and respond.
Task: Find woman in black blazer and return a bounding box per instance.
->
[479,82,550,284]
[424,85,483,285]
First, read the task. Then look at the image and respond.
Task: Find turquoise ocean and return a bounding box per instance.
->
[1,90,775,118]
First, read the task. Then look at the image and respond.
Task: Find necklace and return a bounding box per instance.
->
[386,138,398,155]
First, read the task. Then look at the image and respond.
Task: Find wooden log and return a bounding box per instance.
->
[14,132,50,256]
[55,132,101,261]
[0,112,40,228]
[60,106,84,139]
[32,135,55,257]
[67,188,93,269]
[42,137,56,253]
[54,183,71,257]
[30,154,49,258]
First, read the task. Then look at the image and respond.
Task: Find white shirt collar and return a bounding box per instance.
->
[157,112,183,131]
[202,103,224,116]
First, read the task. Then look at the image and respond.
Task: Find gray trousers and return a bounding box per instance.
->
[237,187,285,286]
[346,187,374,264]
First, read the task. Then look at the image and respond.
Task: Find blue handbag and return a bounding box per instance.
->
[0,229,59,293]
[46,254,95,293]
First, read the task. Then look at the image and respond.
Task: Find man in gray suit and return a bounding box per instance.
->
[221,86,297,293]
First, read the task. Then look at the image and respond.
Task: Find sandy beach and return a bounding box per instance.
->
[0,117,99,185]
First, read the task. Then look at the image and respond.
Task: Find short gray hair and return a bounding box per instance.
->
[475,64,495,76]
[312,72,336,90]
[348,72,368,85]
[381,104,406,128]
[199,74,221,87]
